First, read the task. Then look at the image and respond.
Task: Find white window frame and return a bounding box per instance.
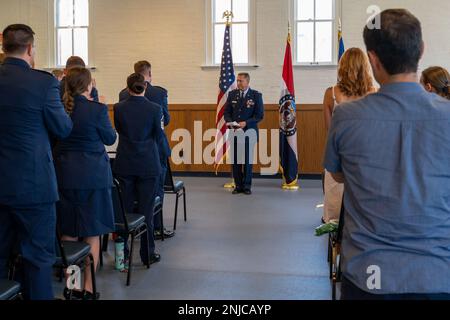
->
[204,0,257,67]
[291,0,341,66]
[52,0,92,68]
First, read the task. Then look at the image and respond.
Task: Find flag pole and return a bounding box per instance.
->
[220,10,236,189]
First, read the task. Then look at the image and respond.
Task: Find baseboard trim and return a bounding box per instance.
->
[172,172,322,180]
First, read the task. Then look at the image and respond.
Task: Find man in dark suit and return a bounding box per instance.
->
[119,61,173,239]
[224,73,264,195]
[0,24,73,300]
[59,56,99,102]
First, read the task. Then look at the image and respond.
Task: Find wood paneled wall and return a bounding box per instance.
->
[108,104,327,174]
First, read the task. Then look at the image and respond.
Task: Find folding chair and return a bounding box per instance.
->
[112,179,150,286]
[0,280,22,300]
[54,230,97,300]
[328,197,345,301]
[164,159,187,231]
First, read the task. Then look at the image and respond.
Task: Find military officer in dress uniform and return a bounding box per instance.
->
[119,61,173,239]
[224,73,264,195]
[0,24,73,300]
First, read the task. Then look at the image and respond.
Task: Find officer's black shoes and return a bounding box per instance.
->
[142,253,161,266]
[63,288,100,300]
[82,290,100,300]
[232,189,244,195]
[63,287,83,300]
[150,253,161,265]
[244,189,252,195]
[154,229,175,240]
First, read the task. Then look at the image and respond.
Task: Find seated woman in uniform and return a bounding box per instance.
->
[113,73,163,267]
[54,67,117,300]
[322,48,377,223]
[421,66,450,100]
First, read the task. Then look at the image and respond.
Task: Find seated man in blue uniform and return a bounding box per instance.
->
[224,73,264,195]
[119,61,173,239]
[0,24,73,300]
[59,56,99,102]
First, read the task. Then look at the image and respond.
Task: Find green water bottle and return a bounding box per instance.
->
[115,237,125,271]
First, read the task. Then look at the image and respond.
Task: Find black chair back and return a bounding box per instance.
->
[112,179,130,231]
[164,158,176,190]
[336,195,345,244]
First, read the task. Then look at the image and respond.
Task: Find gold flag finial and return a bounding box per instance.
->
[223,10,234,26]
[287,21,292,43]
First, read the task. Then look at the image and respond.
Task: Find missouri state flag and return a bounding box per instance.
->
[279,30,299,190]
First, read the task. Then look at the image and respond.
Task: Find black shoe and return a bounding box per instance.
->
[82,290,100,300]
[143,253,161,266]
[232,189,243,195]
[244,189,252,195]
[63,287,84,300]
[154,229,175,240]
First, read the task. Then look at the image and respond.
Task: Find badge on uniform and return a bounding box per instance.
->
[247,99,255,108]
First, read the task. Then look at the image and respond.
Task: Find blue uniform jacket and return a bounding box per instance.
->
[113,96,163,177]
[0,57,73,206]
[54,95,117,190]
[119,83,171,158]
[224,88,264,137]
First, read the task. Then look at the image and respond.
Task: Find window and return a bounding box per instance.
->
[55,0,89,67]
[294,0,336,65]
[212,0,250,65]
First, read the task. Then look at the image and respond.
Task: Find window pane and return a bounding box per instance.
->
[315,0,333,20]
[232,0,248,22]
[315,21,332,62]
[74,28,88,65]
[57,0,74,27]
[297,22,314,63]
[214,0,231,23]
[297,0,314,20]
[214,24,226,64]
[57,28,73,66]
[232,23,248,64]
[74,0,89,26]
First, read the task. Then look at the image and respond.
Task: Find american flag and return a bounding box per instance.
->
[215,24,237,166]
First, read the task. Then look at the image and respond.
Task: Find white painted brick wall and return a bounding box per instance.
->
[1,0,449,104]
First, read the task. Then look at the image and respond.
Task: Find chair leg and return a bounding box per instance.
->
[99,236,103,268]
[145,225,150,269]
[160,207,165,242]
[88,253,98,300]
[127,233,135,286]
[102,234,109,252]
[183,187,187,222]
[173,193,179,231]
[332,280,336,300]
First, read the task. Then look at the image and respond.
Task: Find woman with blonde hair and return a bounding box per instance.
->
[322,47,377,222]
[421,66,450,100]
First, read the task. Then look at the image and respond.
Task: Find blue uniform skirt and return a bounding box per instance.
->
[57,188,115,238]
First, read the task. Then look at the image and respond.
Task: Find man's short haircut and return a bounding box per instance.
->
[238,73,250,81]
[65,56,86,69]
[363,9,423,75]
[134,61,152,75]
[2,24,35,55]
